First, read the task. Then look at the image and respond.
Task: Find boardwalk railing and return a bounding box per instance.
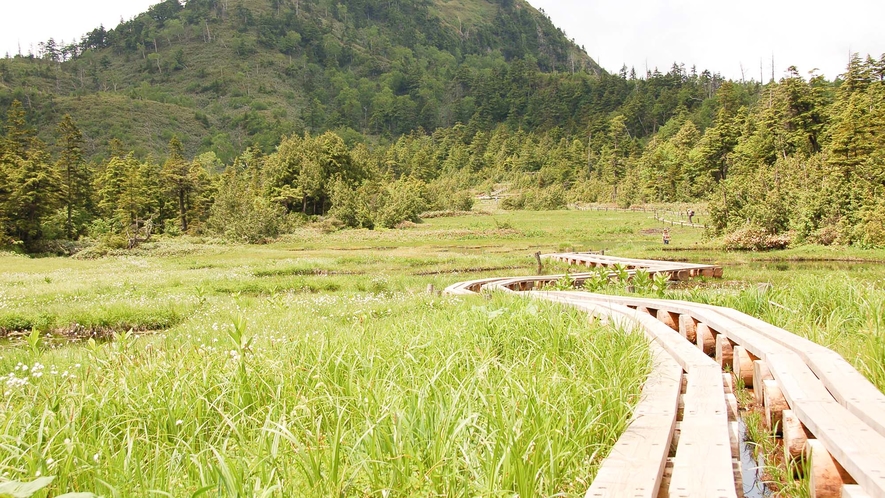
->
[571,204,708,229]
[445,254,884,498]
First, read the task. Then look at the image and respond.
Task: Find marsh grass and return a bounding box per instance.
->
[742,411,810,497]
[0,293,649,496]
[2,208,885,495]
[687,275,885,391]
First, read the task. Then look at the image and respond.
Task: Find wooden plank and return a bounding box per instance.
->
[843,485,873,498]
[586,342,683,498]
[732,346,754,388]
[536,292,885,497]
[807,438,856,497]
[541,253,719,272]
[712,307,885,437]
[668,364,737,498]
[539,292,717,371]
[468,281,885,498]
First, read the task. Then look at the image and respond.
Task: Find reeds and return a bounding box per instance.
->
[0,293,650,496]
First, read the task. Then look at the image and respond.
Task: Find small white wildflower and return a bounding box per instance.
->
[46,458,54,464]
[93,453,100,463]
[175,420,183,426]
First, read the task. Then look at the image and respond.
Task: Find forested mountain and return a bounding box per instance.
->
[1,0,884,251]
[0,0,600,161]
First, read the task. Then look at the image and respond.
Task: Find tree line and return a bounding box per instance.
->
[2,54,884,251]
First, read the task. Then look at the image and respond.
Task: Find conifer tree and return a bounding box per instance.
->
[160,137,196,232]
[56,114,90,239]
[3,100,34,159]
[3,144,62,245]
[97,153,157,230]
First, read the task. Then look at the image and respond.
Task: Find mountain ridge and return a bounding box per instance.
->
[0,0,601,161]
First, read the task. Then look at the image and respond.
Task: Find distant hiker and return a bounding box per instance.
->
[662,229,671,245]
[687,209,695,224]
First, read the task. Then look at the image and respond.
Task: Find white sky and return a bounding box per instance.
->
[527,0,885,81]
[1,0,884,81]
[0,0,158,57]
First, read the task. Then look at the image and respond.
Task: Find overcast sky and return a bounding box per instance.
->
[527,0,885,81]
[0,0,158,58]
[2,0,884,81]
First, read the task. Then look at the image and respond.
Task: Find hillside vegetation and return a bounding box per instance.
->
[0,0,597,159]
[1,0,884,250]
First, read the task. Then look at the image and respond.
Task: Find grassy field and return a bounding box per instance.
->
[2,207,885,496]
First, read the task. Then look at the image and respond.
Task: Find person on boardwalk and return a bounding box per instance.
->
[687,209,695,224]
[662,229,671,245]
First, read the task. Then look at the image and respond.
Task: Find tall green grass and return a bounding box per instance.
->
[4,208,885,495]
[0,293,649,496]
[683,274,885,390]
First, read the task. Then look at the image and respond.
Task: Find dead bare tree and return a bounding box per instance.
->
[126,218,154,249]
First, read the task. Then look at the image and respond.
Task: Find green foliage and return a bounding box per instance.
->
[0,281,650,495]
[723,225,792,251]
[0,0,883,250]
[651,272,670,298]
[501,185,568,210]
[582,268,611,292]
[545,270,576,290]
[0,476,55,497]
[375,178,429,228]
[207,168,290,243]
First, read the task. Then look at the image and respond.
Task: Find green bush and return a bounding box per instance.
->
[855,201,885,247]
[208,196,289,243]
[328,180,378,229]
[723,225,792,251]
[375,179,428,229]
[501,186,567,211]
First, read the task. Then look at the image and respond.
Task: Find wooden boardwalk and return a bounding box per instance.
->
[445,254,884,498]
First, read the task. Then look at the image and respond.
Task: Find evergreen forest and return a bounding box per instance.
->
[1,0,884,251]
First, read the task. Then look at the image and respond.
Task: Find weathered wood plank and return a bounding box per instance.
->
[536,292,885,497]
[713,307,885,438]
[669,364,737,498]
[586,342,683,498]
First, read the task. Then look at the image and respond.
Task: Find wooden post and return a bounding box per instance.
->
[534,251,543,275]
[679,314,698,343]
[806,439,856,498]
[783,409,808,463]
[732,346,755,387]
[725,393,739,422]
[656,309,679,331]
[637,306,656,316]
[763,379,788,434]
[729,420,740,457]
[715,335,735,369]
[696,323,716,355]
[753,361,773,405]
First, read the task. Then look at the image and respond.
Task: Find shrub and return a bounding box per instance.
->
[208,193,288,243]
[375,179,428,228]
[328,180,378,229]
[501,186,567,211]
[723,225,792,251]
[855,202,885,247]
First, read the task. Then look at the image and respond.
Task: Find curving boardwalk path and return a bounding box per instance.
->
[445,253,885,498]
